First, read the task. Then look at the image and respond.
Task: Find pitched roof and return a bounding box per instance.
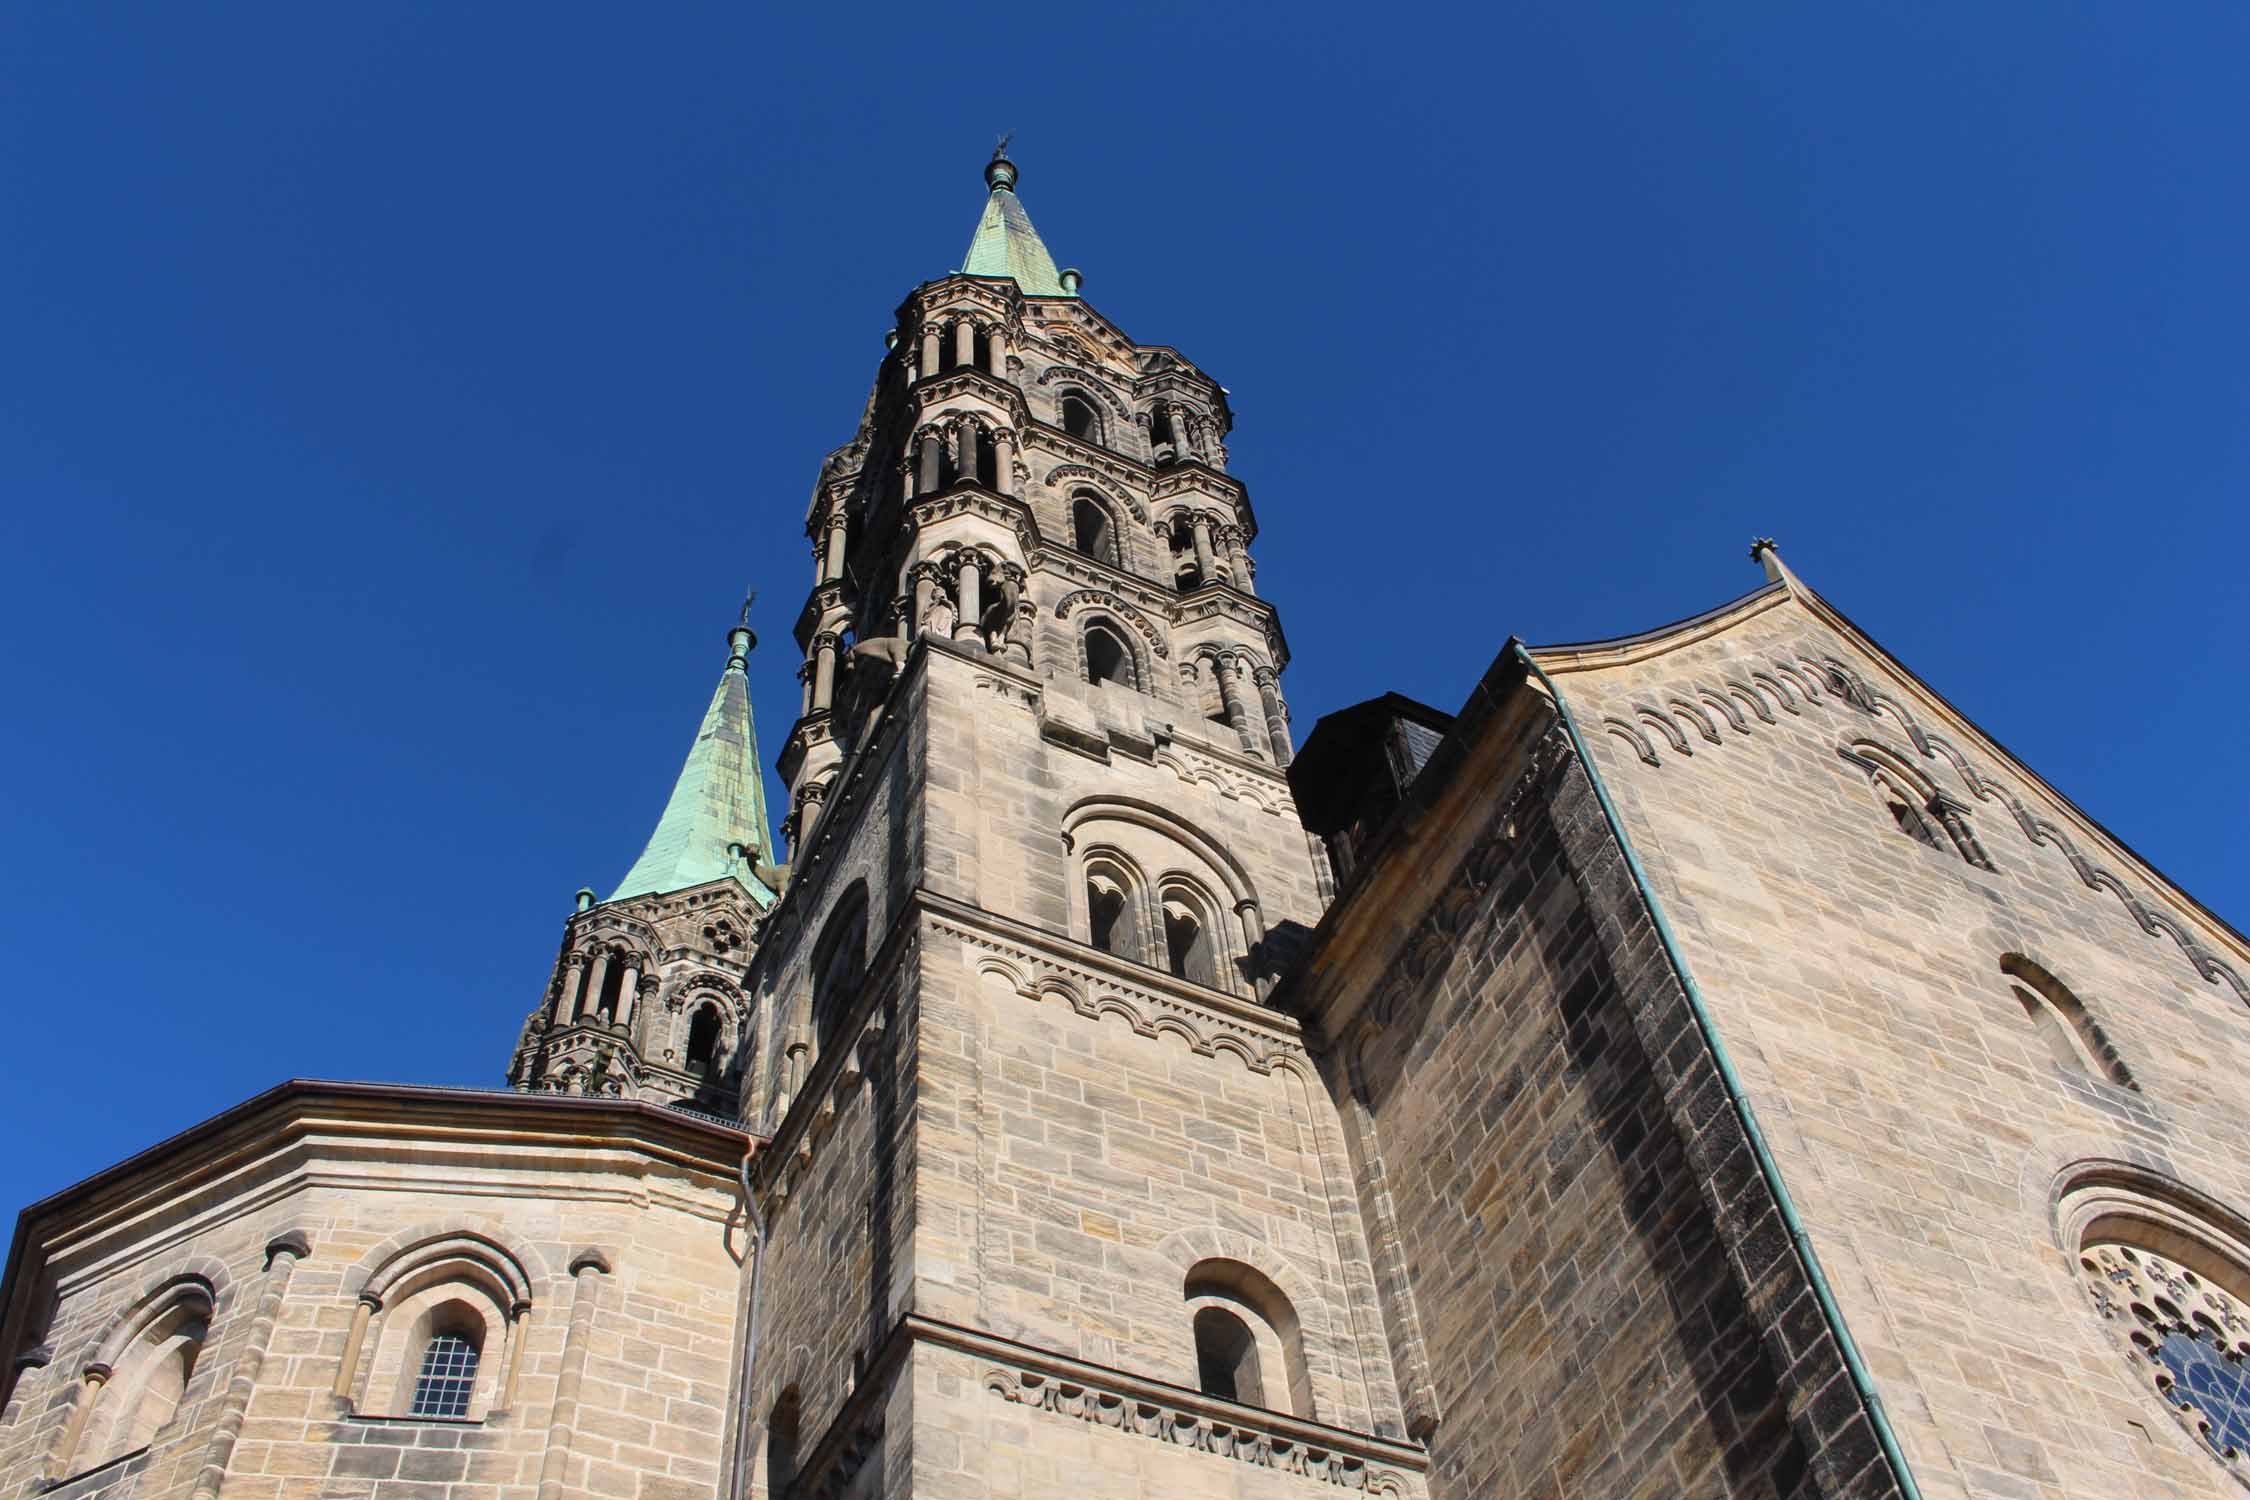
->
[609,627,776,906]
[961,151,1069,296]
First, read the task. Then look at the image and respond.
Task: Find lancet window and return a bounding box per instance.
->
[2001,953,2137,1090]
[810,883,870,1053]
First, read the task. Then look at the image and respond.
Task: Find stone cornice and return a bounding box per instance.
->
[920,890,1303,1063]
[0,1082,752,1352]
[931,1316,1419,1487]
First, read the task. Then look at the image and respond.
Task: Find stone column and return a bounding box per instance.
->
[954,420,977,483]
[581,952,611,1023]
[1191,515,1219,586]
[1235,900,1265,1000]
[952,554,983,642]
[811,631,840,712]
[614,964,640,1028]
[986,322,1008,376]
[44,1365,111,1482]
[918,431,941,494]
[911,569,937,640]
[536,1250,613,1500]
[497,1299,532,1411]
[190,1232,309,1500]
[1172,404,1197,463]
[900,459,917,503]
[557,954,587,1023]
[821,508,848,582]
[954,319,974,369]
[1218,525,1253,592]
[332,1293,380,1403]
[992,429,1014,495]
[1256,671,1292,766]
[1215,655,1255,748]
[920,323,941,375]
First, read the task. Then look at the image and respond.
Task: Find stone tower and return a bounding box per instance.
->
[507,620,782,1114]
[736,148,1419,1498]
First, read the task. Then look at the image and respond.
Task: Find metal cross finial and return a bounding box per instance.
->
[738,588,758,627]
[993,131,1013,159]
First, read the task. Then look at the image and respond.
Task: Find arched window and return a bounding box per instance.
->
[2002,954,2138,1090]
[1193,1307,1263,1405]
[765,1387,802,1499]
[1183,1258,1310,1416]
[595,953,625,1019]
[1071,495,1118,566]
[79,1289,210,1467]
[346,1230,534,1423]
[1064,801,1260,999]
[1843,745,1992,869]
[1162,893,1217,988]
[408,1328,480,1418]
[1084,625,1136,690]
[1150,409,1181,466]
[2062,1171,2250,1485]
[1060,393,1099,442]
[685,1003,724,1075]
[1081,853,1145,962]
[974,426,998,489]
[811,885,870,1053]
[1872,766,1937,847]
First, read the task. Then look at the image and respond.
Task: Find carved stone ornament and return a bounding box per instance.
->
[983,1367,1404,1494]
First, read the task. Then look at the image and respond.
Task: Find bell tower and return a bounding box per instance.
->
[507,618,781,1114]
[734,148,1413,1500]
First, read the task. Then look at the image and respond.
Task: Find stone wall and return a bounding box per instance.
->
[1552,586,2250,1498]
[0,1090,743,1500]
[1284,667,1846,1500]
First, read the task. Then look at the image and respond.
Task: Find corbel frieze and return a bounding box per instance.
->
[932,909,1303,1076]
[982,1366,1408,1494]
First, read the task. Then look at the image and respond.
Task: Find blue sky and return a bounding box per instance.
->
[2,3,2243,1214]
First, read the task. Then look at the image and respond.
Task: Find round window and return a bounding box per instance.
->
[2082,1241,2250,1471]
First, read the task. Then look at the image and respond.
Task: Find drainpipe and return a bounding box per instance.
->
[1514,643,1924,1500]
[727,1152,770,1500]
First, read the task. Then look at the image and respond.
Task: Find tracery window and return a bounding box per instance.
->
[2082,1242,2250,1469]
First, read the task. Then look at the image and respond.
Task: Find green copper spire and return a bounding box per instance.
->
[961,144,1074,296]
[608,622,778,907]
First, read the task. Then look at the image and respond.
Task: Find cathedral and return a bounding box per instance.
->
[6,149,2250,1500]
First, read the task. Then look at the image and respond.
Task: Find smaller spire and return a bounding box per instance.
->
[962,139,1070,297]
[606,610,779,907]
